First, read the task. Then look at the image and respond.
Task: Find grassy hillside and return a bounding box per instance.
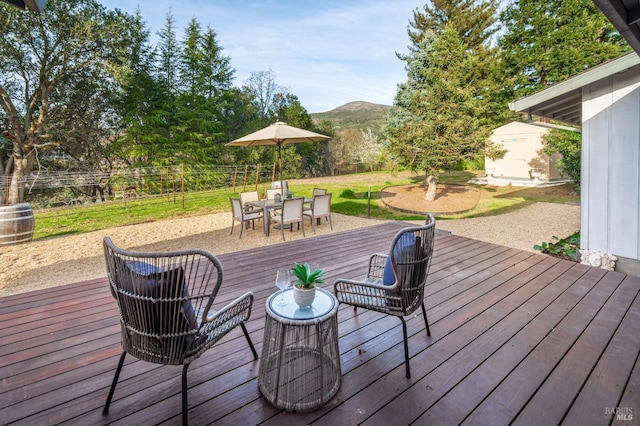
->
[310,101,390,134]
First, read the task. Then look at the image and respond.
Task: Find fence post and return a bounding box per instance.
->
[272,162,277,182]
[233,167,238,191]
[167,167,171,200]
[172,167,176,203]
[255,164,260,190]
[181,163,185,209]
[243,165,248,192]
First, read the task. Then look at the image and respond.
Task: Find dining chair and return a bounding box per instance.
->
[230,198,262,239]
[333,214,436,378]
[271,180,289,196]
[239,191,261,211]
[265,188,282,200]
[312,188,327,197]
[303,193,333,233]
[102,237,258,425]
[304,188,326,215]
[271,197,305,241]
[239,191,263,222]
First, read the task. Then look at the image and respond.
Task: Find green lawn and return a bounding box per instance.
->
[32,170,579,240]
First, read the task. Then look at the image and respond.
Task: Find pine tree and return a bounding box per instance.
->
[406,0,499,52]
[200,28,234,99]
[499,0,629,100]
[403,0,508,129]
[110,8,166,167]
[172,20,235,165]
[156,11,180,97]
[386,26,490,200]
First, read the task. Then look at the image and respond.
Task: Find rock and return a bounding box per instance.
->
[579,249,617,271]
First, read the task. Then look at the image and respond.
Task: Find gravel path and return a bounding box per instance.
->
[434,202,580,253]
[0,202,580,297]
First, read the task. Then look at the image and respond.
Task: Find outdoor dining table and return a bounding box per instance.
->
[247,198,312,237]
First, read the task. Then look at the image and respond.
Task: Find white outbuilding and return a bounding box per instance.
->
[486,121,569,183]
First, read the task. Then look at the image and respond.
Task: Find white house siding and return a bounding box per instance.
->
[582,64,640,261]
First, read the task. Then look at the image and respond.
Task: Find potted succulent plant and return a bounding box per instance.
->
[291,262,327,308]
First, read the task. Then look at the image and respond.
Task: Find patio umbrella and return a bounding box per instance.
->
[226,121,330,195]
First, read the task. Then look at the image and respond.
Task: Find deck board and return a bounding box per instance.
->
[563,278,640,425]
[0,221,638,425]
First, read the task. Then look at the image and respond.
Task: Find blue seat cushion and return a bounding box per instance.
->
[382,233,416,285]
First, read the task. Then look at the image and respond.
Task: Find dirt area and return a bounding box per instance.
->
[294,172,482,214]
[381,184,481,214]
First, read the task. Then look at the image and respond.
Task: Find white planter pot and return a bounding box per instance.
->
[293,286,316,308]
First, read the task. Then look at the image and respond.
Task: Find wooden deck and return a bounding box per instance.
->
[1,221,639,425]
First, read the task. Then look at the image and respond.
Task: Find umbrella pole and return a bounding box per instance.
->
[278,141,284,196]
[275,140,289,230]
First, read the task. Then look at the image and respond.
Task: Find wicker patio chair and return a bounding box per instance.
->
[271,197,305,241]
[230,197,262,238]
[333,213,436,378]
[303,193,333,233]
[102,236,258,425]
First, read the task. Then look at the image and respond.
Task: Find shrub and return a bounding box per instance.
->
[534,232,580,261]
[543,129,581,190]
[340,189,356,198]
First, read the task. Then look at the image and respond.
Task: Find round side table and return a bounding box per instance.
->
[258,287,341,411]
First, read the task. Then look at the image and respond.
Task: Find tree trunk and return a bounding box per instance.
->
[0,177,5,205]
[425,175,437,201]
[7,149,34,205]
[2,85,42,205]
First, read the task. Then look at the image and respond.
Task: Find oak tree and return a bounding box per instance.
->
[0,0,124,204]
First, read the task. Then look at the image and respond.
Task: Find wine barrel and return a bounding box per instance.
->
[0,203,35,246]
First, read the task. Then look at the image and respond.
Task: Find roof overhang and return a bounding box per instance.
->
[509,52,640,126]
[1,0,46,11]
[594,0,640,55]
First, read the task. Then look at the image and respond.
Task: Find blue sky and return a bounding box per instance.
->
[100,0,421,113]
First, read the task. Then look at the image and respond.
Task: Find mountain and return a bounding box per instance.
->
[310,101,390,135]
